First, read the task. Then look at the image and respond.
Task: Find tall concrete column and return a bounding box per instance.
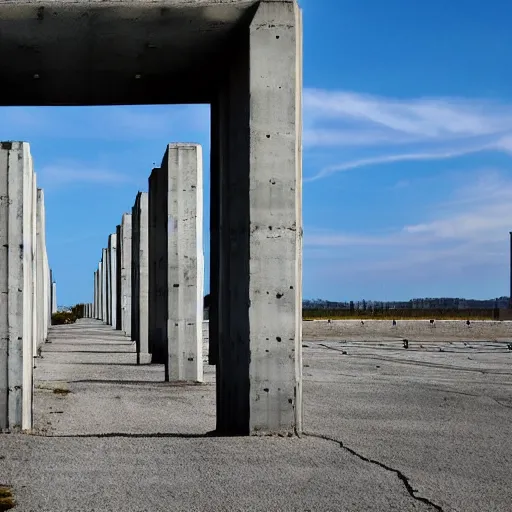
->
[101,248,108,322]
[149,146,203,382]
[93,271,98,319]
[210,1,303,435]
[0,141,36,431]
[51,281,57,314]
[98,261,103,321]
[132,192,150,364]
[36,189,49,350]
[115,225,122,330]
[109,234,117,329]
[120,214,132,337]
[148,170,159,360]
[509,232,512,309]
[105,242,112,325]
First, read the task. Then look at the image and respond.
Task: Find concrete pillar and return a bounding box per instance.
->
[109,234,117,329]
[51,281,57,314]
[0,141,36,431]
[30,173,37,375]
[105,242,112,325]
[132,192,150,364]
[36,189,49,350]
[509,232,512,309]
[98,261,103,321]
[115,224,122,330]
[101,248,107,322]
[148,170,159,360]
[93,271,98,319]
[210,1,303,435]
[120,214,132,337]
[149,145,204,382]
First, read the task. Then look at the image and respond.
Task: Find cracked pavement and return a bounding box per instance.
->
[1,318,511,511]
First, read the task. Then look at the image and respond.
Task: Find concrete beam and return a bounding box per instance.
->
[0,0,266,106]
[120,214,132,337]
[132,192,150,364]
[149,145,204,382]
[0,141,36,431]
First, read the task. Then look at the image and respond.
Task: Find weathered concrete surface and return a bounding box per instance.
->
[0,320,509,510]
[0,319,455,512]
[131,192,150,364]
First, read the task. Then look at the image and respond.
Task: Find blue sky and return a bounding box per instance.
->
[2,0,512,305]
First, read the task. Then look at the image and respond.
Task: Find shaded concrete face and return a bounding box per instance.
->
[148,168,163,363]
[0,0,262,106]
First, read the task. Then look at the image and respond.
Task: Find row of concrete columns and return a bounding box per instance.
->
[82,303,93,318]
[0,142,55,431]
[92,144,204,381]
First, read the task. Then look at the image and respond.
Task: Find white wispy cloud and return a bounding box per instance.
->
[305,169,512,272]
[304,89,512,181]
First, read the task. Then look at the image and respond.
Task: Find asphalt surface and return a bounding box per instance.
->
[1,318,511,511]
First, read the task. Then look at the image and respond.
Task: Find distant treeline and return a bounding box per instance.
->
[303,308,499,320]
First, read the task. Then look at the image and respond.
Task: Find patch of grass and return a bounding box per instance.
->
[0,486,15,511]
[53,388,70,395]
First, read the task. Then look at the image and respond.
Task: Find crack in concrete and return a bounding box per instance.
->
[304,432,444,512]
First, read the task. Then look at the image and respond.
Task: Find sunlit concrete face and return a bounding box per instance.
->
[0,0,303,436]
[0,0,262,106]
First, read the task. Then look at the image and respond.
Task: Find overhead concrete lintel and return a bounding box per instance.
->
[0,1,302,105]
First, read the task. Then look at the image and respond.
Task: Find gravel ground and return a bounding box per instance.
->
[1,318,511,511]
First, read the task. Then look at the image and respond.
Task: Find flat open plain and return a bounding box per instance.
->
[1,318,511,511]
